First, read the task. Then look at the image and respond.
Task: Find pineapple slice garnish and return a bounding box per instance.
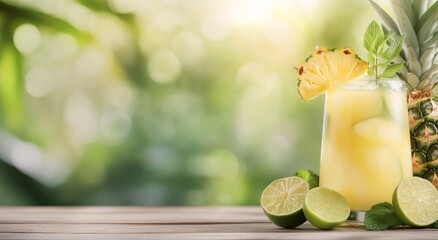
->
[296,48,368,101]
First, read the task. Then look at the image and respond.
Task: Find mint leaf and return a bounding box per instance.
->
[367,52,376,65]
[364,202,404,231]
[374,33,391,54]
[368,65,376,77]
[363,21,405,79]
[364,21,383,53]
[294,169,319,189]
[382,35,406,63]
[433,220,438,228]
[379,63,404,78]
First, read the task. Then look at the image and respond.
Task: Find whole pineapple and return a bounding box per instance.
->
[370,0,438,189]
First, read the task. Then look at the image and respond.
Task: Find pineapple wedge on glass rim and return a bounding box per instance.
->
[369,0,438,189]
[296,47,368,101]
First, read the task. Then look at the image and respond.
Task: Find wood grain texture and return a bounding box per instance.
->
[0,207,436,240]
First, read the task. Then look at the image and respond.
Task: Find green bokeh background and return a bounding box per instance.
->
[0,0,384,205]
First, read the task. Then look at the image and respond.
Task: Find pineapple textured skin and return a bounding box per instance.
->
[408,92,438,188]
[370,0,438,189]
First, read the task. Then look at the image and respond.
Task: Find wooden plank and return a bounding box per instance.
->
[0,231,437,240]
[0,207,266,224]
[0,222,436,235]
[0,207,436,240]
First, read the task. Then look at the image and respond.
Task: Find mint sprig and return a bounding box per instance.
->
[363,21,405,79]
[364,202,405,231]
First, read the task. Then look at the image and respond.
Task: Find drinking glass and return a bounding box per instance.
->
[319,79,413,211]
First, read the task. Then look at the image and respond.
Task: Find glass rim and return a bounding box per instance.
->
[346,77,405,83]
[331,78,407,91]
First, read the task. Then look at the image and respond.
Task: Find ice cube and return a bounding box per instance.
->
[352,117,400,141]
[384,91,408,122]
[326,90,383,122]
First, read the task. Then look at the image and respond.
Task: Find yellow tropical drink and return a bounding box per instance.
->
[319,80,412,211]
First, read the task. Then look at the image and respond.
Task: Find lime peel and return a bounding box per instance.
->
[303,187,350,229]
[260,176,309,228]
[392,177,438,227]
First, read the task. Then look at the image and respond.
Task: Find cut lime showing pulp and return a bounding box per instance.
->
[303,187,350,229]
[260,176,309,228]
[393,177,438,227]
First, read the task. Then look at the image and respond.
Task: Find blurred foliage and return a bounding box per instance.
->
[0,0,376,205]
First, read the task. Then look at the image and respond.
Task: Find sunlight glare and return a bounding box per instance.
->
[101,110,132,144]
[147,48,181,84]
[25,67,55,98]
[63,93,99,145]
[13,24,41,54]
[228,0,277,26]
[201,11,231,41]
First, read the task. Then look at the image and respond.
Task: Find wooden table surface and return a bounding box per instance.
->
[0,206,436,240]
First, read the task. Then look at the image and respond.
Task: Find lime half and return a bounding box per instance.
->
[260,176,309,228]
[393,177,438,227]
[303,187,350,229]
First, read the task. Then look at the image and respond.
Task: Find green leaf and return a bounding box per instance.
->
[364,202,405,231]
[379,63,404,78]
[75,0,113,12]
[364,21,384,53]
[368,65,377,78]
[367,52,376,65]
[407,72,421,89]
[433,220,438,228]
[294,170,319,189]
[74,0,134,22]
[364,20,405,80]
[408,57,423,77]
[420,65,438,82]
[0,2,90,43]
[420,47,436,72]
[391,0,420,58]
[419,65,438,90]
[0,37,23,129]
[368,0,400,35]
[377,61,390,68]
[417,0,438,45]
[381,24,390,36]
[412,0,429,21]
[397,59,408,76]
[422,31,438,51]
[383,34,406,63]
[375,33,392,54]
[417,0,438,32]
[399,0,415,26]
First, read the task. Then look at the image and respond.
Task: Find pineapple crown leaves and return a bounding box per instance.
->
[368,0,438,92]
[364,20,406,79]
